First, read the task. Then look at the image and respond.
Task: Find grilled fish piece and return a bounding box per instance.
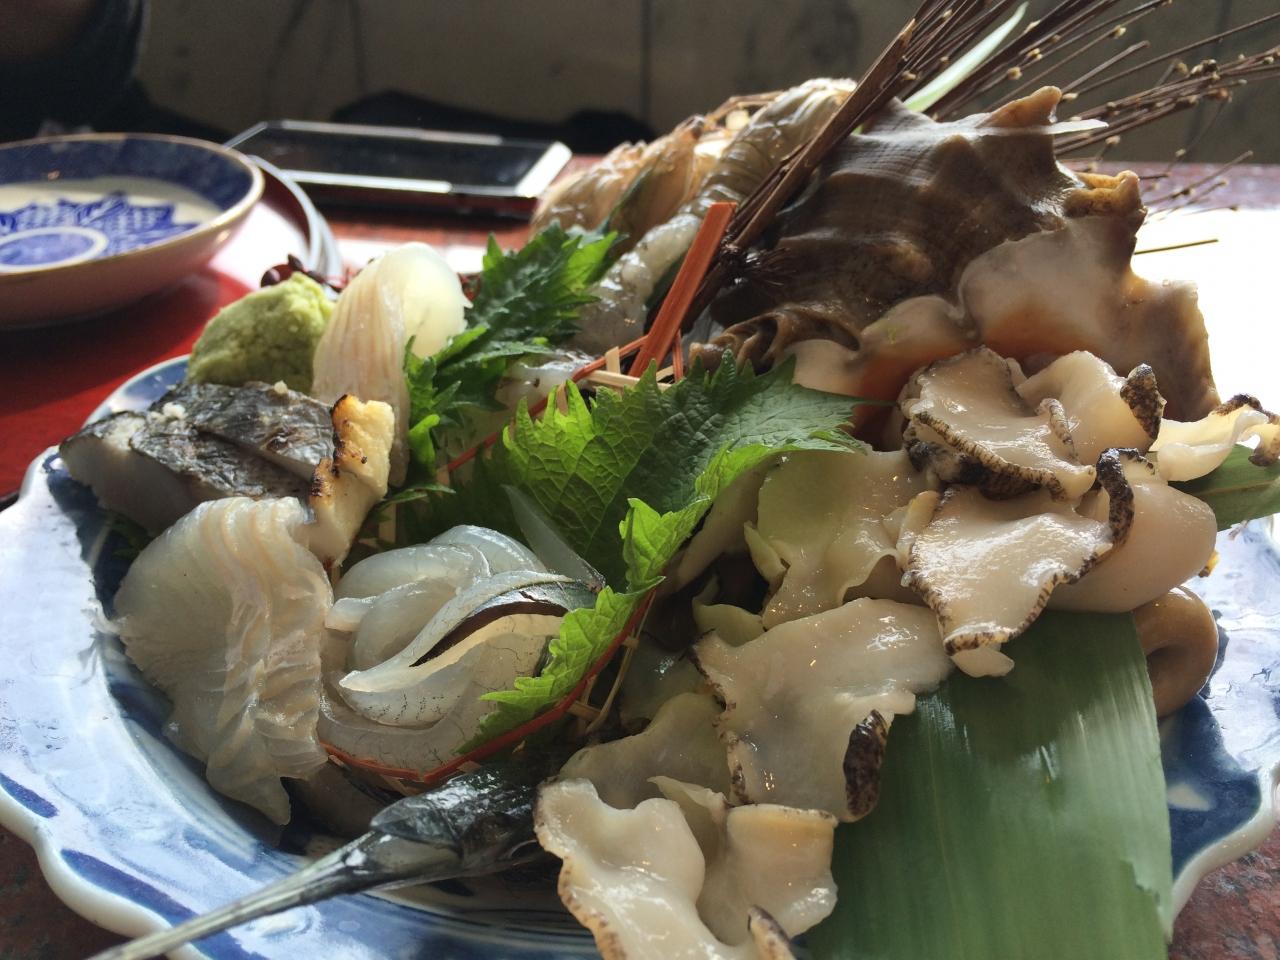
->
[60,381,334,534]
[163,380,334,478]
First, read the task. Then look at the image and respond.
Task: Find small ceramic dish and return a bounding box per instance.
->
[0,133,264,328]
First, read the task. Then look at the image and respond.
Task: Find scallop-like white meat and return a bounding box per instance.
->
[562,692,731,808]
[749,449,934,628]
[1150,394,1280,481]
[311,243,468,482]
[1051,453,1217,612]
[900,347,1096,500]
[113,497,331,824]
[535,778,811,960]
[1015,351,1163,466]
[694,598,952,819]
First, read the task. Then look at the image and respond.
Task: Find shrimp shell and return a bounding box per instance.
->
[530,141,646,235]
[569,78,855,354]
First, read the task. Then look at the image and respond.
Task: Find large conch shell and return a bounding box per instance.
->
[697,86,1218,422]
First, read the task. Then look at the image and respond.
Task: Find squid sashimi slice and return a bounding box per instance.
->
[113,497,331,824]
[1051,452,1217,612]
[335,544,487,601]
[311,243,468,482]
[535,778,820,960]
[900,347,1096,501]
[561,692,732,809]
[348,579,460,670]
[653,778,837,947]
[749,449,934,628]
[1150,394,1280,481]
[428,525,546,574]
[905,452,1134,676]
[1015,351,1163,466]
[338,571,580,726]
[317,671,509,773]
[337,612,562,726]
[694,598,952,820]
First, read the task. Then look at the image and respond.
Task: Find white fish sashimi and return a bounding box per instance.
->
[113,497,332,825]
[311,243,468,483]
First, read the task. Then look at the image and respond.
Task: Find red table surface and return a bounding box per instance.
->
[2,165,1280,958]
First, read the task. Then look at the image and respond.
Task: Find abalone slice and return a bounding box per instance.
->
[899,347,1095,500]
[1015,352,1163,466]
[535,778,812,960]
[905,452,1135,676]
[693,598,952,819]
[1051,452,1217,612]
[747,449,935,627]
[561,692,732,809]
[1150,394,1280,481]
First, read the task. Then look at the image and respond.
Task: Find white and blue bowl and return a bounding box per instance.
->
[0,133,263,328]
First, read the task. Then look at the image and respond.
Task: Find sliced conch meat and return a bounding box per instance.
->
[747,449,935,627]
[905,450,1135,675]
[1015,351,1163,466]
[1050,452,1216,613]
[693,598,953,819]
[653,778,837,947]
[962,214,1217,421]
[899,347,1095,500]
[1150,394,1280,482]
[536,778,825,960]
[561,692,731,809]
[113,497,331,824]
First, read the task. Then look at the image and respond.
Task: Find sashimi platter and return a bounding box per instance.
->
[4,2,1280,958]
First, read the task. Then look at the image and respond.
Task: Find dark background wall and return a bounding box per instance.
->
[136,0,1280,162]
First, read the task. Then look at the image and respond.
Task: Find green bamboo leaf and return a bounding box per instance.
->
[810,610,1171,960]
[1173,444,1280,530]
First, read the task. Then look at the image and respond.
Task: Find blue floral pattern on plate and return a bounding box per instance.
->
[0,193,199,267]
[0,358,1275,957]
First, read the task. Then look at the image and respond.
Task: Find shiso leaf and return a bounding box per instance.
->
[1172,443,1280,530]
[400,224,617,470]
[809,610,1172,960]
[449,357,866,744]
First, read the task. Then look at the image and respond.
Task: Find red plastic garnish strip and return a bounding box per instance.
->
[628,201,735,376]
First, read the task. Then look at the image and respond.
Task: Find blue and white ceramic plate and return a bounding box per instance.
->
[0,134,263,328]
[0,359,1276,958]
